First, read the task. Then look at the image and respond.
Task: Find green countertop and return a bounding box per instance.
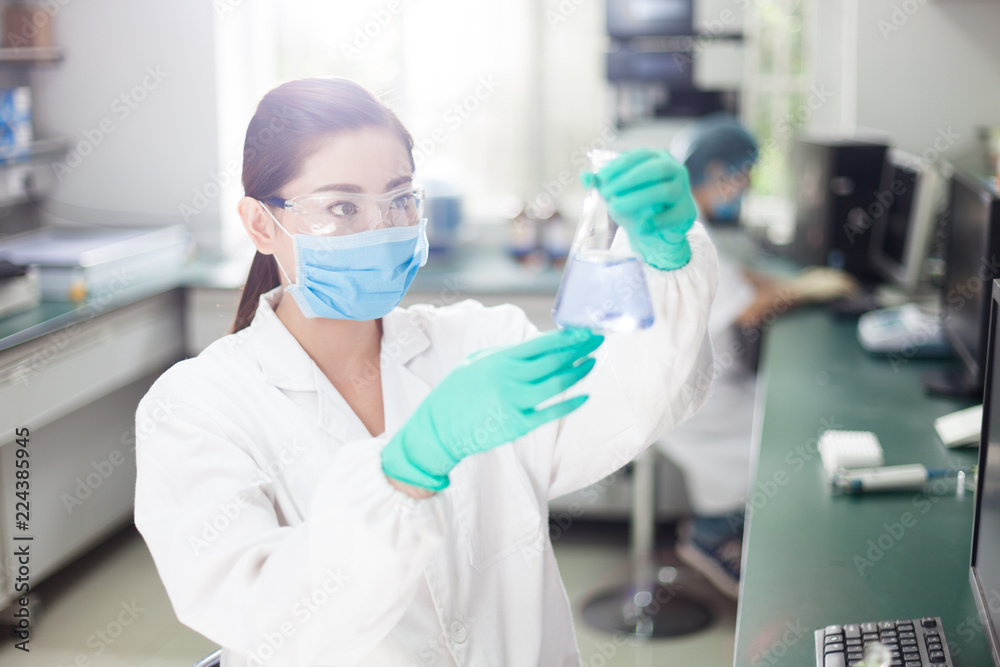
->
[734,309,989,666]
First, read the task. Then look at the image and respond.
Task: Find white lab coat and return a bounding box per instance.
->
[133,224,718,667]
[654,226,757,515]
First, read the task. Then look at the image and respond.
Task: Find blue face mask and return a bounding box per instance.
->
[262,203,429,320]
[710,195,742,224]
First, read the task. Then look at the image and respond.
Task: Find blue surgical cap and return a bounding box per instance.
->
[670,113,759,186]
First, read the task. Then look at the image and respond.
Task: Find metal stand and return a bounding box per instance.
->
[581,448,713,639]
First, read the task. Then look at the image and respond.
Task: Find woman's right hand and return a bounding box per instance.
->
[381,328,604,491]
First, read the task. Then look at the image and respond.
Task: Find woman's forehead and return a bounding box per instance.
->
[290,128,412,195]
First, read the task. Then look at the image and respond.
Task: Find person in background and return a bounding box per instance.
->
[655,114,858,599]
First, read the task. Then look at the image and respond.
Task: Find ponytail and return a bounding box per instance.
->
[231,251,280,333]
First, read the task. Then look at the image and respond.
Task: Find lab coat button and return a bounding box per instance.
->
[450,621,467,643]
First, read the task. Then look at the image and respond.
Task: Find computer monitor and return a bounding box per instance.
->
[969,278,1000,666]
[786,135,889,281]
[869,150,947,294]
[606,0,693,39]
[935,172,1000,396]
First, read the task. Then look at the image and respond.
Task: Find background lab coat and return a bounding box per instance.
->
[655,226,756,516]
[133,224,718,667]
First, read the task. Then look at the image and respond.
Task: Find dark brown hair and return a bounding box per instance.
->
[231,77,415,332]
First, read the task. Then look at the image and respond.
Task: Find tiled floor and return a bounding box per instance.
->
[0,520,736,666]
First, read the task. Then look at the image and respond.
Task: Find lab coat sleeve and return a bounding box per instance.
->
[133,384,448,665]
[514,222,719,500]
[710,248,757,339]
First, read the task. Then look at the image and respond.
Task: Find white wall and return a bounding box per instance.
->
[854,1,1000,159]
[807,0,1000,160]
[32,0,223,254]
[806,0,854,132]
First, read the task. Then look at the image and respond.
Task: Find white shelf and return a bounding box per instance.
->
[0,46,63,64]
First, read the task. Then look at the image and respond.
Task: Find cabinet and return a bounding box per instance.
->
[0,290,185,611]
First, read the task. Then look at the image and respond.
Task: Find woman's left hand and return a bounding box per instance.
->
[582,148,697,271]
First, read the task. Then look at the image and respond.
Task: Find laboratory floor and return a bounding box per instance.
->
[0,520,737,666]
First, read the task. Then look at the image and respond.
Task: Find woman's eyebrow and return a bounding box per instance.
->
[310,183,362,194]
[308,176,412,195]
[386,175,413,190]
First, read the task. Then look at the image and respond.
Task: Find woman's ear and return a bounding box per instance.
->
[238,196,278,255]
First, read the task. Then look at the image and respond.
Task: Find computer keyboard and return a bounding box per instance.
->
[814,617,953,666]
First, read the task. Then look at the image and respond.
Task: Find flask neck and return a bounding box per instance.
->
[588,149,619,174]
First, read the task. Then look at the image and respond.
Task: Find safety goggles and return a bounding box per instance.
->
[262,185,425,237]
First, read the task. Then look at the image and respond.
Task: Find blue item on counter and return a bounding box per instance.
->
[0,87,32,163]
[423,180,462,253]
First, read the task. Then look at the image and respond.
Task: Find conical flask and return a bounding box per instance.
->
[552,150,655,333]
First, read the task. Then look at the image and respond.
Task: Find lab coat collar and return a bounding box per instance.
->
[247,286,432,392]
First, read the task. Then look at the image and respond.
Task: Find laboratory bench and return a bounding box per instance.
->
[734,308,990,666]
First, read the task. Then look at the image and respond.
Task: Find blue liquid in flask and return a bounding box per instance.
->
[552,250,655,333]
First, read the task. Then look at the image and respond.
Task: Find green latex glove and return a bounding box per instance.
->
[381,328,604,491]
[580,148,698,271]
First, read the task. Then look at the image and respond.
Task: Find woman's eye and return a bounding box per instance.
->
[328,201,359,217]
[391,194,414,209]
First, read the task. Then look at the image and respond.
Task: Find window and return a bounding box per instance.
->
[216,0,611,242]
[742,0,811,198]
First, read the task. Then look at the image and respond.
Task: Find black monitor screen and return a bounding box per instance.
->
[972,283,1000,664]
[880,165,919,266]
[942,174,1000,388]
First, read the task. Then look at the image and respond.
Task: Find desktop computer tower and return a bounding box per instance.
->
[788,136,889,281]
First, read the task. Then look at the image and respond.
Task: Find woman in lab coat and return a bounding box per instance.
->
[133,77,718,667]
